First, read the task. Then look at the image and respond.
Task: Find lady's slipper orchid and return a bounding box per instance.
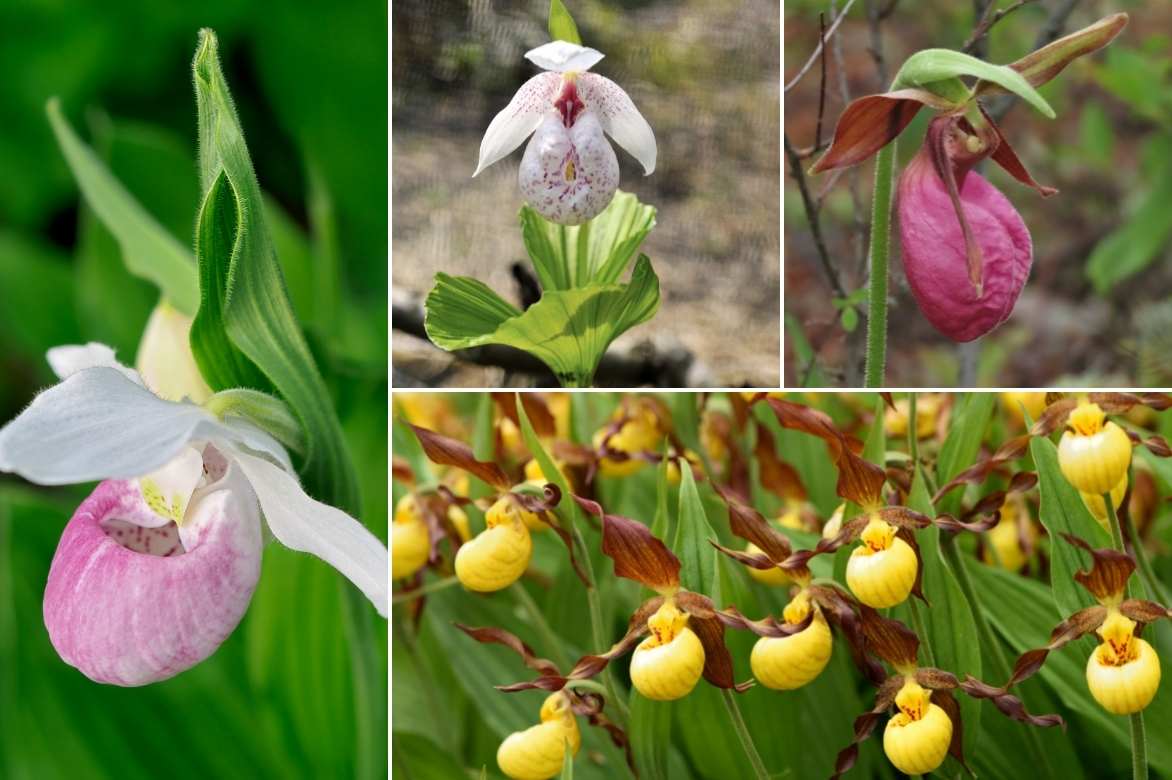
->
[474,40,656,225]
[812,13,1128,342]
[0,344,389,686]
[1000,535,1172,716]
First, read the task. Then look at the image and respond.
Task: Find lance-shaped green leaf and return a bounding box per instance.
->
[46,100,200,315]
[894,49,1055,119]
[520,190,656,289]
[975,13,1129,99]
[548,0,582,45]
[192,29,358,514]
[425,255,660,387]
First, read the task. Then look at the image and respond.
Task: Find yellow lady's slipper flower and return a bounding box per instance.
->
[750,592,832,690]
[821,503,847,540]
[592,407,662,477]
[884,395,941,439]
[983,494,1034,572]
[496,691,581,780]
[1000,392,1047,426]
[1086,610,1161,715]
[846,516,918,608]
[391,495,431,580]
[883,679,953,775]
[454,496,533,592]
[1058,402,1132,495]
[629,598,705,700]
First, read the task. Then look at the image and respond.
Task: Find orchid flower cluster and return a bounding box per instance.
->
[391,391,1172,779]
[0,30,388,687]
[809,14,1128,386]
[421,0,662,388]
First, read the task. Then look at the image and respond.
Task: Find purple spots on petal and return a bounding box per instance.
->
[519,111,619,224]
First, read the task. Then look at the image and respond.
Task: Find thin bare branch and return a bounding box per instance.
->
[784,0,858,93]
[784,132,847,300]
[963,0,1040,54]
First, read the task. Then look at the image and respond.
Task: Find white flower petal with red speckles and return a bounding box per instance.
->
[474,72,561,177]
[519,112,619,225]
[47,343,142,384]
[524,41,605,73]
[0,367,279,485]
[578,73,657,175]
[43,473,262,686]
[234,451,389,617]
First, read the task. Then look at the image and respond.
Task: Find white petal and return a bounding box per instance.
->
[474,72,560,177]
[0,367,273,486]
[525,41,605,73]
[233,452,388,617]
[578,73,657,175]
[520,112,618,225]
[47,343,142,384]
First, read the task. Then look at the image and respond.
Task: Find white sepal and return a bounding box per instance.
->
[524,41,604,73]
[47,343,142,384]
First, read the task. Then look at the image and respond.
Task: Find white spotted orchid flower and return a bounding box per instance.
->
[474,40,656,225]
[0,344,388,686]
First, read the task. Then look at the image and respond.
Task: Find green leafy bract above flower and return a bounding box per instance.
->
[548,0,582,46]
[425,255,659,387]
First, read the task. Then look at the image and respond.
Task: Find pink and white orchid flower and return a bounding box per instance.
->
[474,40,657,225]
[0,344,388,686]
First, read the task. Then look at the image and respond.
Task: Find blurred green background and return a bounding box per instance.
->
[0,1,388,777]
[392,0,781,387]
[784,0,1172,387]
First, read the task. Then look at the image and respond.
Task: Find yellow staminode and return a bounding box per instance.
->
[454,496,533,592]
[883,679,953,775]
[497,691,581,780]
[1058,402,1132,495]
[593,407,662,477]
[630,599,706,701]
[846,517,918,608]
[392,496,431,580]
[751,592,833,690]
[1087,611,1162,715]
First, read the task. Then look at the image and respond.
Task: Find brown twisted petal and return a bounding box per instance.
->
[897,527,928,604]
[832,675,906,779]
[809,584,886,685]
[572,494,680,591]
[455,624,563,680]
[715,484,793,562]
[709,540,778,571]
[717,604,814,638]
[753,422,808,502]
[557,597,664,685]
[1120,599,1172,625]
[570,691,636,775]
[408,423,512,490]
[1002,605,1107,689]
[959,675,1066,729]
[931,689,972,773]
[877,506,934,529]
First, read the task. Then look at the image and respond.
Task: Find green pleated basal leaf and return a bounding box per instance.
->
[46,100,200,315]
[425,255,660,387]
[548,0,583,46]
[520,190,656,289]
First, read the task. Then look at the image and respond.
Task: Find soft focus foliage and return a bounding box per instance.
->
[0,2,387,776]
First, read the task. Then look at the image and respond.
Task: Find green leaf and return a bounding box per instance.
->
[192,29,357,514]
[840,306,858,333]
[629,693,671,780]
[935,392,995,517]
[1086,160,1172,294]
[519,190,656,289]
[191,171,271,391]
[46,99,199,314]
[673,465,717,595]
[425,256,660,387]
[548,0,583,46]
[1030,436,1112,617]
[894,49,1055,118]
[391,732,469,780]
[515,394,580,540]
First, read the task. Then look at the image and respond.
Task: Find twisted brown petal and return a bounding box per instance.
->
[409,423,512,490]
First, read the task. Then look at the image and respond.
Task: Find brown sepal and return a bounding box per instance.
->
[715,484,793,563]
[859,604,920,669]
[492,392,557,440]
[936,511,1000,535]
[960,675,1066,729]
[981,106,1057,197]
[409,424,512,490]
[553,598,665,687]
[391,456,415,485]
[812,89,958,174]
[765,398,886,508]
[896,527,929,605]
[932,689,974,775]
[1063,533,1135,602]
[1003,605,1106,689]
[573,495,681,592]
[674,592,751,691]
[810,584,887,685]
[754,422,808,502]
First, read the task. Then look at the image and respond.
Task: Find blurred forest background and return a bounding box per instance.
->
[392,0,781,387]
[0,1,388,777]
[784,0,1172,387]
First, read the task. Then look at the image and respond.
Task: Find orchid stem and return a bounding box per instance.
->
[512,582,572,672]
[1116,491,1167,604]
[864,140,896,388]
[572,524,630,727]
[391,574,460,604]
[720,688,770,780]
[1103,494,1149,779]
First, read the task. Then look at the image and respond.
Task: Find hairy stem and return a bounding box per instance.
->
[864,141,896,387]
[721,688,770,780]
